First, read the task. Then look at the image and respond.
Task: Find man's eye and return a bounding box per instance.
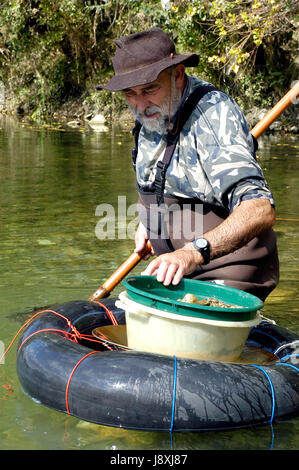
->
[123,91,135,97]
[144,87,159,95]
[123,85,160,98]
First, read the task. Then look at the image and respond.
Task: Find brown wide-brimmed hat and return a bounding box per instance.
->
[97,28,199,92]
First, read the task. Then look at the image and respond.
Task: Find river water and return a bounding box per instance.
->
[0,116,298,450]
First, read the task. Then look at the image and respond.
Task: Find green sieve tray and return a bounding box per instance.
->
[122,276,264,322]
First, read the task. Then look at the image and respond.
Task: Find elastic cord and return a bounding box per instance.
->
[279,354,299,363]
[65,351,100,414]
[170,355,177,433]
[250,365,275,424]
[277,362,299,373]
[92,300,118,325]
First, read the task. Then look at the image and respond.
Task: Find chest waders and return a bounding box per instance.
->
[132,85,279,301]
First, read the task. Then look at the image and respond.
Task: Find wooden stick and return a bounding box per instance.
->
[89,242,152,301]
[251,81,299,138]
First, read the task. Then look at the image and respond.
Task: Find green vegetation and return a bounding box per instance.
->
[0,0,297,122]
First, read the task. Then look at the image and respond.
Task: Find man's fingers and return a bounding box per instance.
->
[134,222,151,254]
[142,259,159,276]
[141,248,196,285]
[142,259,182,286]
[134,239,146,253]
[162,263,180,286]
[156,261,171,283]
[172,267,184,285]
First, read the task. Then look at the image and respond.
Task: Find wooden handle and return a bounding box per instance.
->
[88,241,152,301]
[251,81,299,139]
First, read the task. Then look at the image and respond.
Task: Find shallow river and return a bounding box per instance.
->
[0,116,298,450]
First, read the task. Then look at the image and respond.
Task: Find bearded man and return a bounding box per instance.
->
[98,28,279,301]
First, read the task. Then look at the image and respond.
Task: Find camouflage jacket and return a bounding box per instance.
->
[135,76,274,212]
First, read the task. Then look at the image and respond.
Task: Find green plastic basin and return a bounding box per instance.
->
[122,276,264,322]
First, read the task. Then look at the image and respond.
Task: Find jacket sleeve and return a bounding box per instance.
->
[194,91,275,212]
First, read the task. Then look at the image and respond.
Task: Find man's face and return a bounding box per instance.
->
[122,66,184,133]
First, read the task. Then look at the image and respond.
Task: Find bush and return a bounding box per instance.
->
[0,0,297,121]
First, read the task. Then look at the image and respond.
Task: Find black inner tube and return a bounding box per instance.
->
[17,298,299,432]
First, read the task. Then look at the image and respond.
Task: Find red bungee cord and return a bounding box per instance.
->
[1,301,119,414]
[0,302,118,364]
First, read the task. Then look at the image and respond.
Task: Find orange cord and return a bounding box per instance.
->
[92,300,118,326]
[65,351,101,414]
[17,328,80,352]
[0,308,64,364]
[0,301,118,364]
[276,217,299,222]
[1,300,120,414]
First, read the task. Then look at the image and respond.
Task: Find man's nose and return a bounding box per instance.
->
[133,94,152,112]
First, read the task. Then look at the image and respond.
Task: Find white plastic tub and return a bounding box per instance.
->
[116,291,262,362]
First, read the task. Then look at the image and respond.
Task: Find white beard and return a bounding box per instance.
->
[128,75,182,134]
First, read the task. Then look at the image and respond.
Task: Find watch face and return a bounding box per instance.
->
[195,238,208,249]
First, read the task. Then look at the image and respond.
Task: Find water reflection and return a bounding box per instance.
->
[10,391,299,450]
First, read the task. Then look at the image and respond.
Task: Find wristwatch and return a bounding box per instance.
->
[192,238,210,265]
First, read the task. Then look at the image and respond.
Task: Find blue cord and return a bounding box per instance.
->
[170,355,178,433]
[250,365,275,424]
[277,362,299,373]
[279,354,299,363]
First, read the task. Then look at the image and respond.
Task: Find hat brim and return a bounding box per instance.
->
[96,53,199,91]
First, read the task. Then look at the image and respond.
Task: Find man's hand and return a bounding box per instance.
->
[134,222,155,259]
[141,198,275,286]
[142,244,202,286]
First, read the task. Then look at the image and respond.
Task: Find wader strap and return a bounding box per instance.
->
[132,120,142,172]
[155,133,179,206]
